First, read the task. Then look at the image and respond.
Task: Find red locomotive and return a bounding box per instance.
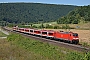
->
[54,31,79,44]
[13,27,79,44]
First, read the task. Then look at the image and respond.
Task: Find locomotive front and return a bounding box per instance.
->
[71,33,79,44]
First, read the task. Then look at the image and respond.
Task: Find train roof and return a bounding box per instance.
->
[58,31,73,34]
[29,29,55,32]
[19,28,25,29]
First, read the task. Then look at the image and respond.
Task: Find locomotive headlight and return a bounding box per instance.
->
[73,38,79,39]
[73,38,76,39]
[75,38,79,39]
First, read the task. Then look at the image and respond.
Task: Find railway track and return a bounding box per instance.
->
[2,27,90,52]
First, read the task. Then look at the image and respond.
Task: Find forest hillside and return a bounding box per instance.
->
[0,3,77,23]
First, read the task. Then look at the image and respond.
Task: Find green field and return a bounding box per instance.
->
[32,21,90,30]
[7,33,90,60]
[33,22,57,26]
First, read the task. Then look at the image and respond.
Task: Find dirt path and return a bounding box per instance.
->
[0,27,9,35]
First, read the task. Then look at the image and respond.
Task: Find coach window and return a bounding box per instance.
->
[38,31,41,33]
[34,31,37,33]
[42,32,47,34]
[30,30,33,32]
[49,33,53,35]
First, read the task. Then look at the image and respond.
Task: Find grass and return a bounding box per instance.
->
[7,33,90,60]
[0,38,48,60]
[80,42,90,47]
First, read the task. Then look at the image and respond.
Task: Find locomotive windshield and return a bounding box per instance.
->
[73,33,78,37]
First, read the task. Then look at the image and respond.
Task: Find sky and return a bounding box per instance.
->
[0,0,90,6]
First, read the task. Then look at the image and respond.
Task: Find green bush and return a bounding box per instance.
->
[82,42,88,46]
[53,25,61,29]
[45,24,53,29]
[83,52,90,60]
[62,24,70,29]
[66,52,84,60]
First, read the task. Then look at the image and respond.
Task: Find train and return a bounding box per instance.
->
[13,26,79,44]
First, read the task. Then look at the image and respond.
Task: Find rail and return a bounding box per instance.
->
[2,27,90,52]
